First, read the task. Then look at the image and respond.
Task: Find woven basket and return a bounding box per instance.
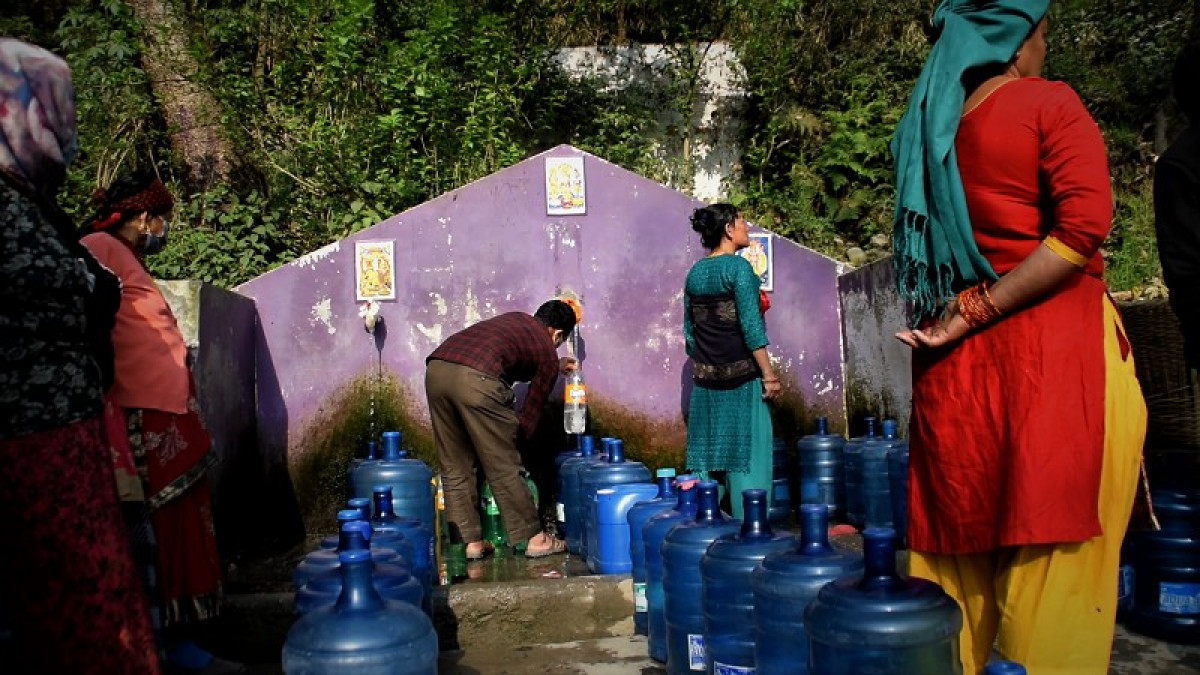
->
[1118,299,1200,452]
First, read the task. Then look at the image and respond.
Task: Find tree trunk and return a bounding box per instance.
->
[126,0,233,190]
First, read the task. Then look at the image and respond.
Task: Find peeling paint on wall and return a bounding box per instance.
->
[291,241,340,269]
[430,292,448,316]
[413,322,443,345]
[310,297,337,334]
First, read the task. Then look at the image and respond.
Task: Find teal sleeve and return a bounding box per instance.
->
[729,257,768,351]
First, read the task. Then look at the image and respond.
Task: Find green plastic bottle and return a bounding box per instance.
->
[481,481,508,549]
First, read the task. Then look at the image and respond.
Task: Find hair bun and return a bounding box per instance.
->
[90,188,107,209]
[690,208,707,233]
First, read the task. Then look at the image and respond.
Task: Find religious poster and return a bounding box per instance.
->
[545,156,587,215]
[739,232,774,292]
[355,240,396,301]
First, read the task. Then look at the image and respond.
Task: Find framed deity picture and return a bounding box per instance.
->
[738,232,774,292]
[545,156,587,215]
[355,240,396,301]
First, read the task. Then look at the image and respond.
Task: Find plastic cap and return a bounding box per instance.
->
[608,439,625,463]
[655,468,676,478]
[882,419,898,439]
[338,549,371,564]
[337,509,362,522]
[347,497,370,509]
[372,485,393,495]
[579,435,595,454]
[382,431,401,441]
[815,416,828,435]
[341,520,372,535]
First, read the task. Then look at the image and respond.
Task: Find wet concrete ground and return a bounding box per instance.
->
[205,533,1199,674]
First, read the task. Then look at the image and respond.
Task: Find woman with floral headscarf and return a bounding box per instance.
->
[891,2,1148,672]
[0,38,161,673]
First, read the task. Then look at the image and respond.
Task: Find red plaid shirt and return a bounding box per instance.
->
[428,312,560,438]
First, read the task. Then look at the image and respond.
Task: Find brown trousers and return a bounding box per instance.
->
[425,359,541,544]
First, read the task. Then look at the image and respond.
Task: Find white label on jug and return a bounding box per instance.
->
[556,502,566,523]
[633,582,647,612]
[1117,565,1134,610]
[714,662,755,675]
[687,634,705,671]
[1159,582,1200,614]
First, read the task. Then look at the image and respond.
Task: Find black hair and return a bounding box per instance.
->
[690,203,740,250]
[79,171,168,235]
[1174,42,1200,125]
[534,300,577,335]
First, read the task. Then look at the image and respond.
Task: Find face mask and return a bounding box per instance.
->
[140,218,170,255]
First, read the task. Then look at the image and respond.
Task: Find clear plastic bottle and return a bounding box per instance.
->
[564,365,587,434]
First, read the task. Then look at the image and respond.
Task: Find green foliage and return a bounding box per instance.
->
[56,0,163,207]
[726,0,928,256]
[6,0,1189,290]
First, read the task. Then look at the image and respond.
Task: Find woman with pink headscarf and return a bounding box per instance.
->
[0,38,161,673]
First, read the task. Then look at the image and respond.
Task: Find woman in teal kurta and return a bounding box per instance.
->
[683,204,781,519]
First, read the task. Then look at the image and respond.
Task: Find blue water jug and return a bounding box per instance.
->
[580,438,651,560]
[628,470,677,635]
[372,486,434,612]
[553,439,582,527]
[770,438,791,524]
[349,430,435,534]
[322,498,407,554]
[887,430,910,548]
[295,520,401,591]
[797,416,845,518]
[843,416,876,529]
[555,439,581,475]
[590,482,661,574]
[752,503,864,674]
[645,476,699,663]
[702,489,795,674]
[560,435,598,554]
[319,507,373,550]
[282,550,438,674]
[861,420,899,530]
[294,550,422,616]
[663,480,741,675]
[347,440,378,486]
[577,437,618,557]
[1122,488,1200,645]
[805,527,963,674]
[984,661,1027,674]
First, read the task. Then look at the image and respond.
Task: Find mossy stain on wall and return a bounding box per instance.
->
[289,372,436,533]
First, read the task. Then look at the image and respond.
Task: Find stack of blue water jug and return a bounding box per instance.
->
[283,430,439,673]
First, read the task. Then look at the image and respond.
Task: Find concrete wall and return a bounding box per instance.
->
[159,281,299,554]
[553,42,743,201]
[236,145,845,523]
[836,257,913,437]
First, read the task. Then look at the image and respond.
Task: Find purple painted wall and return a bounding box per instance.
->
[238,146,845,486]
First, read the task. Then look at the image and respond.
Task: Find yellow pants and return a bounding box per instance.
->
[910,298,1146,675]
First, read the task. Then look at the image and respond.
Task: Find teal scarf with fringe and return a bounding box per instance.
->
[890,0,1049,322]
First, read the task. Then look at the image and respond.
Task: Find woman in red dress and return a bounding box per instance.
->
[81,174,224,662]
[891,2,1147,672]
